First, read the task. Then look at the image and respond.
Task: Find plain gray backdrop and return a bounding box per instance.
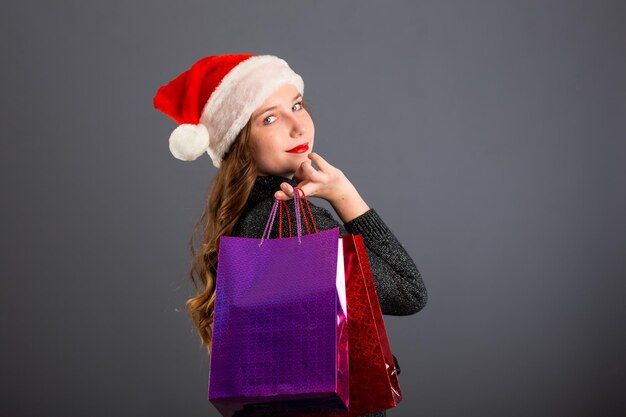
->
[1,1,624,416]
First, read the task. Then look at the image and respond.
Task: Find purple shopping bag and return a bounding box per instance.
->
[208,190,349,417]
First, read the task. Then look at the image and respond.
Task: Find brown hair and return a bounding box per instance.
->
[184,117,255,358]
[184,98,312,358]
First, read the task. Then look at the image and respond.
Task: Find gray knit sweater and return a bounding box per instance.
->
[230,175,428,417]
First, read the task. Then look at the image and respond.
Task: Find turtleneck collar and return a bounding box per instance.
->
[246,175,299,206]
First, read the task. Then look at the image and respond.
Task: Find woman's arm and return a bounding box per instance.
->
[304,203,427,316]
[275,152,428,315]
[341,208,428,315]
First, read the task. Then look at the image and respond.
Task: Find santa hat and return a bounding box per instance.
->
[153,54,304,168]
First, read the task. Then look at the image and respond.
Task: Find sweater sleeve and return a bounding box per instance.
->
[340,208,428,315]
[305,205,427,316]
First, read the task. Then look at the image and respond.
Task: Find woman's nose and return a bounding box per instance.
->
[290,118,306,137]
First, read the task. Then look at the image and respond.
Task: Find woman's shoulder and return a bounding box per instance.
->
[230,199,273,238]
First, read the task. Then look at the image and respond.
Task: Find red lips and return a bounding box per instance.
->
[286,143,309,153]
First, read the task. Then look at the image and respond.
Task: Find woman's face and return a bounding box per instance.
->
[248,83,315,178]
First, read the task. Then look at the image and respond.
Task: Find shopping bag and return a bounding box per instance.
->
[340,233,402,414]
[297,233,403,417]
[208,189,349,417]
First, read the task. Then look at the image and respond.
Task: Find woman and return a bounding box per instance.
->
[153,53,428,417]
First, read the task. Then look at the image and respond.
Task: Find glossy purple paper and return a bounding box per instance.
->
[208,222,348,417]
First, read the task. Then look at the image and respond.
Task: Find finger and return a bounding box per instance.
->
[308,152,332,172]
[294,183,320,200]
[274,190,289,200]
[294,162,309,183]
[293,177,320,197]
[280,182,294,197]
[301,160,324,182]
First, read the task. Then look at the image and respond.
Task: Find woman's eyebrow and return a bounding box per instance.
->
[254,94,302,120]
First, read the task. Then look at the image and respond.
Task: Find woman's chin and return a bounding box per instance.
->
[293,152,311,162]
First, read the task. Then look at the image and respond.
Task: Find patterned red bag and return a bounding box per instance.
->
[298,233,402,417]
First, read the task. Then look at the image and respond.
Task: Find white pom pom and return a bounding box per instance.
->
[168,123,210,161]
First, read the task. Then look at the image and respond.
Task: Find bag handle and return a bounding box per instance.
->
[278,200,292,239]
[294,187,319,236]
[259,188,318,246]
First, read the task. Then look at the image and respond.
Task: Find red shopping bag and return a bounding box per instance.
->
[297,233,402,417]
[341,233,402,414]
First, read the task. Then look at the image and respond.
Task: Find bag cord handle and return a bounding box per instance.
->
[259,187,318,246]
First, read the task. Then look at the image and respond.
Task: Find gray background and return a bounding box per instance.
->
[1,1,624,416]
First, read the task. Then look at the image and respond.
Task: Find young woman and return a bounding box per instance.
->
[154,54,428,417]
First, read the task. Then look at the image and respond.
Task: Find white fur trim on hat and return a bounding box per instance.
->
[168,123,210,161]
[199,55,304,168]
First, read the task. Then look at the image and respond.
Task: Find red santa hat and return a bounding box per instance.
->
[153,54,304,167]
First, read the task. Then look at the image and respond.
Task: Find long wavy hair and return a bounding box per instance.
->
[186,117,256,355]
[185,98,312,358]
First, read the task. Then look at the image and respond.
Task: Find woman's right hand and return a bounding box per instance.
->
[274,152,370,223]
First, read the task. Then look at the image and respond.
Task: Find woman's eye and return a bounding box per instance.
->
[263,115,277,125]
[263,101,303,125]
